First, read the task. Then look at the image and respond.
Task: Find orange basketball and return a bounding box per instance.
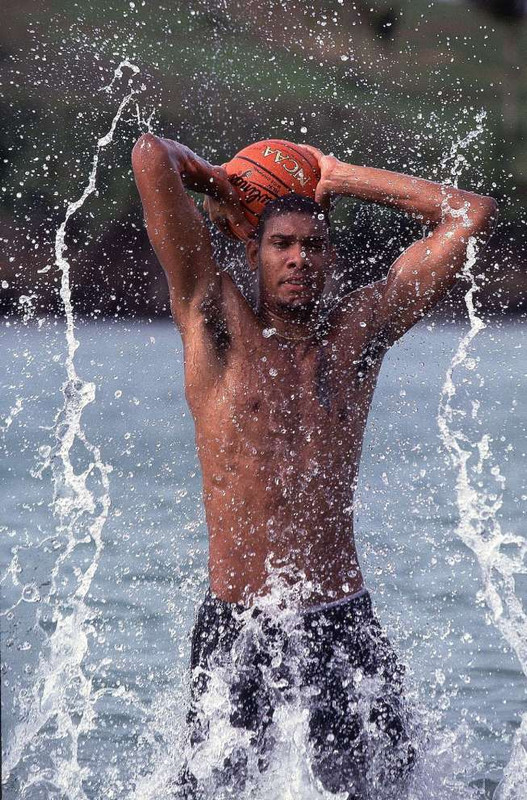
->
[223,139,321,239]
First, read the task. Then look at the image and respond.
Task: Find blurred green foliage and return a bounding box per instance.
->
[1,0,525,316]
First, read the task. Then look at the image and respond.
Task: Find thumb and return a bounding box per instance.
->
[229,208,253,240]
[315,182,330,211]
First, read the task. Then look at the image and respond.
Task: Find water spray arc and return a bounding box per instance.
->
[436,114,527,800]
[2,62,147,798]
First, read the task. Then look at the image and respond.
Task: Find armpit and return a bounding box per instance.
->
[353,327,389,383]
[198,291,231,359]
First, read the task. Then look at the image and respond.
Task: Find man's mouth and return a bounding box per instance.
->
[283,277,310,286]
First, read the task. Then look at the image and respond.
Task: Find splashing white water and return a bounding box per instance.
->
[436,114,526,800]
[0,397,24,435]
[2,62,146,799]
[2,65,521,798]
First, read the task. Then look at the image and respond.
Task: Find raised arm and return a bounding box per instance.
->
[305,146,498,346]
[131,133,251,334]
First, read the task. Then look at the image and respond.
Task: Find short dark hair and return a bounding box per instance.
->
[253,193,331,242]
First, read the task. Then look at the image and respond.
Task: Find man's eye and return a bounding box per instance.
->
[274,242,288,249]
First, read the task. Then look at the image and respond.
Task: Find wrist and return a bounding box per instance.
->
[177,149,221,196]
[204,166,231,200]
[319,156,355,197]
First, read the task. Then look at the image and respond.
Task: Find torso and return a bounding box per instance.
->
[182,273,386,607]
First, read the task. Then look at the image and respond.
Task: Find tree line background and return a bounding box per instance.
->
[1,0,526,319]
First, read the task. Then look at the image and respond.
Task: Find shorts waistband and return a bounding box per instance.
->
[302,586,369,614]
[205,586,371,617]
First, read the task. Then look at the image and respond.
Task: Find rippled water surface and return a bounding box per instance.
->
[1,317,525,799]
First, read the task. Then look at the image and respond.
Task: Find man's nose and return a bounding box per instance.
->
[286,244,308,267]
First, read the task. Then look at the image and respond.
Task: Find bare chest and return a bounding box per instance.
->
[187,334,380,458]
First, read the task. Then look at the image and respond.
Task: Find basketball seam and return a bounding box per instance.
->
[239,179,281,200]
[236,155,302,194]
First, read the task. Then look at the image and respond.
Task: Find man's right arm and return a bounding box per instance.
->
[131,133,251,334]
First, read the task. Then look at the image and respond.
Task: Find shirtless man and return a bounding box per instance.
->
[132,133,497,798]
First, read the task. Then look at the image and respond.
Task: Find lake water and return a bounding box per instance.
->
[1,316,525,799]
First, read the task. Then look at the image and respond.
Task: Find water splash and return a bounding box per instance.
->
[0,397,24,436]
[440,110,487,189]
[436,116,526,799]
[2,62,146,799]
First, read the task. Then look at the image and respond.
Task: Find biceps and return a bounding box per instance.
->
[375,228,472,343]
[133,154,218,321]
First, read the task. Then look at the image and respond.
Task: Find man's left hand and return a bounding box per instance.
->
[298,144,339,210]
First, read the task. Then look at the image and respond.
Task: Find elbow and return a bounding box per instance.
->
[131,132,164,171]
[467,195,499,237]
[480,195,499,221]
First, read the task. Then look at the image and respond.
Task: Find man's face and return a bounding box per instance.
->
[252,212,332,315]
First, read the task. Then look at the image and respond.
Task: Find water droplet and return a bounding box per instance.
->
[22,584,39,603]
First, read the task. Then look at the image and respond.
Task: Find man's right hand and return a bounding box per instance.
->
[203,168,253,242]
[134,135,252,242]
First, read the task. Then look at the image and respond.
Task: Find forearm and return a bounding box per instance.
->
[132,133,225,197]
[322,159,490,226]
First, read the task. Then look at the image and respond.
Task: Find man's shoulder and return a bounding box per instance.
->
[187,271,251,322]
[326,280,384,329]
[219,271,261,328]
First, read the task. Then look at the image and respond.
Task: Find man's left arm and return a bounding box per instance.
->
[305,147,498,346]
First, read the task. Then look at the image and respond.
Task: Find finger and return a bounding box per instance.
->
[298,143,325,163]
[233,219,253,241]
[213,219,233,239]
[224,183,245,209]
[314,185,331,211]
[219,218,241,241]
[232,224,252,242]
[216,212,244,241]
[205,196,223,224]
[230,209,253,239]
[213,164,229,181]
[221,190,253,239]
[212,212,230,231]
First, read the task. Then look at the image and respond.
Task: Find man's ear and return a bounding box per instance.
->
[245,237,259,272]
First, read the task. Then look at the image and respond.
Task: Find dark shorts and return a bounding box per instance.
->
[174,589,416,799]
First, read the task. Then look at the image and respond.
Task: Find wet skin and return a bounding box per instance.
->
[131,132,497,608]
[184,214,381,606]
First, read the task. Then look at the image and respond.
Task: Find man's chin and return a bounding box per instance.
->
[277,298,318,315]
